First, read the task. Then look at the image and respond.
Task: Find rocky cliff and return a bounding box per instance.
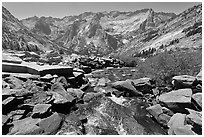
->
[20,8,176,55]
[2,7,63,53]
[2,4,202,57]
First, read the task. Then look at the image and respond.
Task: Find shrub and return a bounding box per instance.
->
[136,50,202,86]
[111,54,139,67]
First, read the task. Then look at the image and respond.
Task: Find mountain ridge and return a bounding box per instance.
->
[2,4,202,57]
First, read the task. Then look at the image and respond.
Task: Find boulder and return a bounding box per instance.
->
[23,88,51,105]
[192,92,202,109]
[131,69,136,72]
[2,115,9,125]
[80,65,92,74]
[57,113,83,135]
[2,62,39,75]
[67,88,84,99]
[2,72,40,80]
[83,92,103,103]
[51,82,74,102]
[97,77,110,87]
[2,80,10,89]
[172,75,196,89]
[158,88,192,111]
[111,80,143,96]
[146,104,163,118]
[56,76,69,89]
[73,71,84,78]
[2,53,22,64]
[131,77,154,94]
[35,64,73,76]
[8,117,43,135]
[2,62,73,76]
[73,68,85,73]
[88,77,98,87]
[2,97,17,109]
[8,109,26,121]
[38,112,62,134]
[167,113,196,135]
[50,92,75,104]
[173,125,197,135]
[186,108,202,126]
[32,104,52,118]
[76,95,166,135]
[40,74,53,80]
[3,76,24,89]
[132,77,153,87]
[196,70,202,82]
[146,104,171,126]
[2,88,33,98]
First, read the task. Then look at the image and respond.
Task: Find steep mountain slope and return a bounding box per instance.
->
[2,7,62,52]
[115,4,202,57]
[3,4,201,57]
[21,9,175,55]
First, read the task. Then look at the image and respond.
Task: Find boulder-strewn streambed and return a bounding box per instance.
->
[2,51,202,135]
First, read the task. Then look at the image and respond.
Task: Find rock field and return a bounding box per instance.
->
[2,50,202,135]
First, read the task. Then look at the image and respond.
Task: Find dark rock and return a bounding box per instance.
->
[8,117,43,135]
[192,84,202,93]
[38,112,62,134]
[172,75,196,89]
[111,80,143,96]
[132,77,154,94]
[146,104,171,127]
[38,64,73,76]
[80,65,92,74]
[2,62,39,75]
[192,92,202,109]
[32,104,52,118]
[196,70,202,83]
[17,103,34,110]
[80,83,91,92]
[2,97,17,110]
[186,108,202,126]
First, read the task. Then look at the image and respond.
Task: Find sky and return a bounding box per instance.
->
[2,2,201,20]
